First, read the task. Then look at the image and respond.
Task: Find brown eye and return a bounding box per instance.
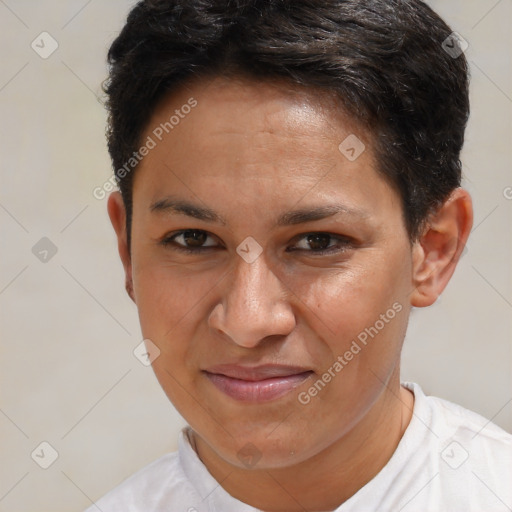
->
[306,233,332,251]
[182,230,208,247]
[160,229,219,252]
[289,232,353,255]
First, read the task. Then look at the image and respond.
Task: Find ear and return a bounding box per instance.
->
[410,187,473,307]
[107,191,136,303]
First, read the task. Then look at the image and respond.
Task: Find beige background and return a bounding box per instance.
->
[0,1,510,511]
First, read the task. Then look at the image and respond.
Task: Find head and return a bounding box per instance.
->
[105,0,473,469]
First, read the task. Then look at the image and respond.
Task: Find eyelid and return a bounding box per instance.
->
[161,229,220,250]
[287,232,353,253]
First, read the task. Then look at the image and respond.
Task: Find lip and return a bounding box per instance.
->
[203,364,314,402]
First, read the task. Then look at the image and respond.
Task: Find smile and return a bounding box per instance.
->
[203,365,315,402]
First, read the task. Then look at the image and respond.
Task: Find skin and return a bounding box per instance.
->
[108,76,473,511]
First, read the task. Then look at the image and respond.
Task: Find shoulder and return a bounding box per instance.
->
[405,381,511,441]
[406,382,512,510]
[421,384,512,447]
[84,451,188,512]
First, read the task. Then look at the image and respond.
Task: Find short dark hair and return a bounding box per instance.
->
[104,0,470,248]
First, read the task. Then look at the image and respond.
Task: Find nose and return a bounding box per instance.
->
[208,254,296,348]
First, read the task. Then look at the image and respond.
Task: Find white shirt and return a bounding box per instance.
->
[86,382,512,512]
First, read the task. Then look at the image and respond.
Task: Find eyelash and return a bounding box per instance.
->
[159,230,353,255]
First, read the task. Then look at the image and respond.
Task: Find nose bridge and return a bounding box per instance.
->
[231,255,274,313]
[209,252,295,347]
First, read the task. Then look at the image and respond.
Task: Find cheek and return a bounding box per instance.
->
[131,263,218,408]
[289,260,410,438]
[132,259,220,344]
[288,256,408,343]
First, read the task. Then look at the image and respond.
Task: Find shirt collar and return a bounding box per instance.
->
[178,426,262,512]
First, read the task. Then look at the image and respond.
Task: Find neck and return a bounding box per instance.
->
[193,380,414,512]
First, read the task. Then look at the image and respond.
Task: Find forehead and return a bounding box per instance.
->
[131,77,405,238]
[137,76,376,181]
[177,77,345,134]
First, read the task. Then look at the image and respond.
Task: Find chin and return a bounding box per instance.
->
[209,423,319,470]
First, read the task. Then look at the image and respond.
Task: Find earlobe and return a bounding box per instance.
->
[107,191,136,303]
[410,188,473,308]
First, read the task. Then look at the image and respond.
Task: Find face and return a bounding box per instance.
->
[121,77,416,468]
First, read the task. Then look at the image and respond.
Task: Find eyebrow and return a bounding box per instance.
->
[277,204,369,225]
[151,197,226,224]
[150,196,370,226]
